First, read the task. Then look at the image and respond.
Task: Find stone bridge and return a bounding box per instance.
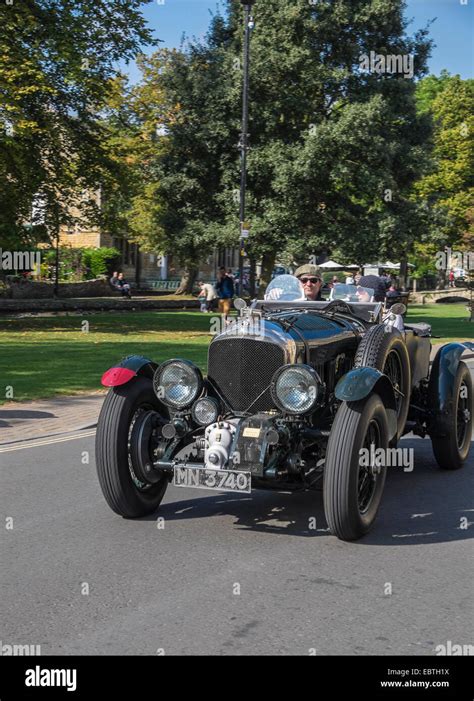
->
[411,287,471,304]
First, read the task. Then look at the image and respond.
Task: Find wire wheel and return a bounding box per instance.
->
[358,419,382,514]
[127,405,156,491]
[384,350,403,415]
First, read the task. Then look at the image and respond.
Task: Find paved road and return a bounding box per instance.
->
[2,426,473,656]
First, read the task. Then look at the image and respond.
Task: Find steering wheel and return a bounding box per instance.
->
[324,300,353,314]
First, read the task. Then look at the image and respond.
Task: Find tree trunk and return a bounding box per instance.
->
[436,269,447,290]
[176,264,198,295]
[398,257,408,291]
[258,250,276,299]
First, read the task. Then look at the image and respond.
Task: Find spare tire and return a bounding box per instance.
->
[354,325,411,441]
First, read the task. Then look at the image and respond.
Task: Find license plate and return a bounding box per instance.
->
[173,466,251,494]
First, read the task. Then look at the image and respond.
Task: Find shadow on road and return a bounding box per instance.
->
[137,439,473,546]
[0,409,56,427]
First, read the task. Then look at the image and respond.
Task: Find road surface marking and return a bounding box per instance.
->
[0,429,96,454]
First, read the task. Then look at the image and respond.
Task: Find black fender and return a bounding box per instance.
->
[335,367,398,441]
[428,341,474,421]
[101,355,158,388]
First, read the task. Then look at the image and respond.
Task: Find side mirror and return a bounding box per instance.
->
[390,303,406,316]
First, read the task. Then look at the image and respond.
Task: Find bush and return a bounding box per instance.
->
[41,246,121,281]
[81,248,121,279]
[42,247,83,281]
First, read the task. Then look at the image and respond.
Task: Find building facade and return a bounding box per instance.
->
[59,222,239,286]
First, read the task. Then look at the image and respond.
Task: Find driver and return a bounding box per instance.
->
[294,264,323,301]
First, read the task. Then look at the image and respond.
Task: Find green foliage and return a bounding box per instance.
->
[81,247,121,278]
[0,1,155,248]
[414,74,474,251]
[40,246,120,280]
[106,0,433,277]
[103,1,473,282]
[415,70,453,115]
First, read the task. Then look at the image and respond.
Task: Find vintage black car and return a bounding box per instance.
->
[95,276,473,541]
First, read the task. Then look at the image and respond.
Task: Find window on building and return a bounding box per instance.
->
[218,247,238,270]
[112,238,137,266]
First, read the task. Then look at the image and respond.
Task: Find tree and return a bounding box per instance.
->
[0,0,154,250]
[104,42,239,293]
[414,75,474,250]
[211,0,433,290]
[105,0,434,293]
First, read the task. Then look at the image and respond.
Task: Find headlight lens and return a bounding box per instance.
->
[271,365,320,414]
[191,397,219,426]
[153,360,203,409]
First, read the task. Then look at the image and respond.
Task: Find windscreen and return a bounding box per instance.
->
[264,275,305,301]
[330,284,375,303]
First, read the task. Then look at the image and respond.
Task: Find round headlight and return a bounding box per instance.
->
[191,397,219,426]
[153,360,203,409]
[271,365,320,415]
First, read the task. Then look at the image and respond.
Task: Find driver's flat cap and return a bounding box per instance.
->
[294,264,321,279]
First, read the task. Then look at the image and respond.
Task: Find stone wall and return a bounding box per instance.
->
[59,226,101,249]
[3,277,119,299]
[0,298,199,313]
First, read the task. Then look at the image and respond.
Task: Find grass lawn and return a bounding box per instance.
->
[0,304,472,404]
[406,303,473,345]
[0,311,213,404]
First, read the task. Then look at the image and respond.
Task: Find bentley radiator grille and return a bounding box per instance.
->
[208,338,285,412]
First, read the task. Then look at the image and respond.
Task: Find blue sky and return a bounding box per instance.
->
[123,0,473,83]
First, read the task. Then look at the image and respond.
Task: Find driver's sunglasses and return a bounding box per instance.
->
[300,277,319,284]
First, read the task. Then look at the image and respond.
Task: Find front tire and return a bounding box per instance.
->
[96,376,169,518]
[431,361,472,470]
[354,325,411,441]
[324,393,389,541]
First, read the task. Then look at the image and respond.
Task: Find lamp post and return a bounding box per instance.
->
[52,204,60,298]
[238,0,255,296]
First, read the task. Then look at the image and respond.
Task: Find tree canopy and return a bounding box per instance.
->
[108,0,434,290]
[2,0,471,295]
[0,0,154,249]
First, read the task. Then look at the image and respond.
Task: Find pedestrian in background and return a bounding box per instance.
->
[197,280,217,312]
[216,266,234,319]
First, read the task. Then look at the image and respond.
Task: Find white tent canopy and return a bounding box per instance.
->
[318,260,345,269]
[364,260,415,270]
[318,260,415,271]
